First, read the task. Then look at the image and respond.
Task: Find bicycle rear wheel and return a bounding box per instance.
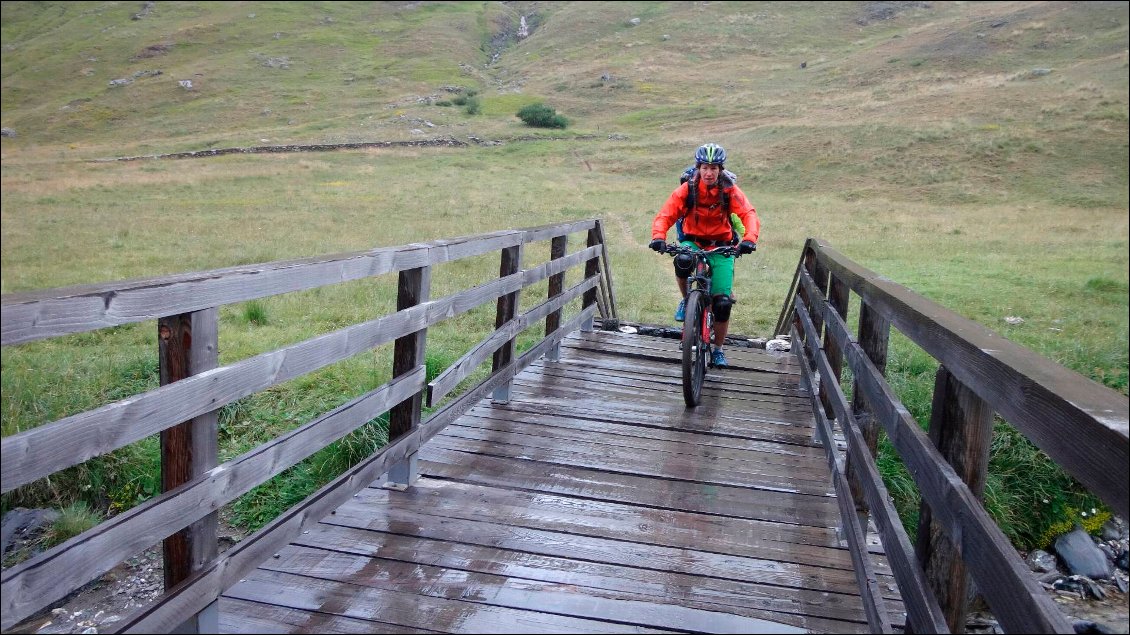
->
[681,291,707,407]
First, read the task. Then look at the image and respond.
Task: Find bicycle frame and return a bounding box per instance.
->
[688,257,715,348]
[663,243,741,406]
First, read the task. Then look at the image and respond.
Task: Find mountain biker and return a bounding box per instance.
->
[649,143,760,368]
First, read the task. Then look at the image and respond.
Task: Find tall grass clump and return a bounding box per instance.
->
[47,501,103,547]
[243,300,269,326]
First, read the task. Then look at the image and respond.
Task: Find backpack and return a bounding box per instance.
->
[675,166,740,243]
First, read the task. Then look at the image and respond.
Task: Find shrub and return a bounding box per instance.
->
[516,103,569,129]
[464,96,481,115]
[451,88,478,107]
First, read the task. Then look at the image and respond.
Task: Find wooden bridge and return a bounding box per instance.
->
[2,220,1127,633]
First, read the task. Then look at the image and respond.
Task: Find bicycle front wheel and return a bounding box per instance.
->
[681,291,707,407]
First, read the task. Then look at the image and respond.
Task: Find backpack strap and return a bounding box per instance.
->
[682,175,697,220]
[680,173,736,241]
[683,170,734,216]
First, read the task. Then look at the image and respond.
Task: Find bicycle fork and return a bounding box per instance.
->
[703,307,714,350]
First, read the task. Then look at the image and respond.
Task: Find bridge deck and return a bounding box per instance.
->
[218,329,903,633]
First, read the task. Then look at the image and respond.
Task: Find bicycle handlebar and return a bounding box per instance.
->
[661,243,744,258]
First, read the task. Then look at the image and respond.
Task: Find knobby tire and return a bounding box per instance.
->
[682,291,707,407]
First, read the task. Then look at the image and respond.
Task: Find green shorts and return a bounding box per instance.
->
[680,240,735,298]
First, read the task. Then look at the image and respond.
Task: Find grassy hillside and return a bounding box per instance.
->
[2,1,1127,550]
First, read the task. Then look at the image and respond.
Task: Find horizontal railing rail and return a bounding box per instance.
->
[0,219,616,632]
[792,293,946,633]
[105,304,596,633]
[780,237,1127,634]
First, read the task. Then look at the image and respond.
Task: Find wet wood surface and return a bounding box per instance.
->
[220,330,904,633]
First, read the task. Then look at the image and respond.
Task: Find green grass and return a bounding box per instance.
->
[1,1,1127,554]
[242,300,269,326]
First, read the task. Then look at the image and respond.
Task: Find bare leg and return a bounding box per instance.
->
[676,276,687,297]
[714,320,728,347]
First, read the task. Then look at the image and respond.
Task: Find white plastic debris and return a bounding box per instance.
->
[1004,316,1024,325]
[766,339,791,352]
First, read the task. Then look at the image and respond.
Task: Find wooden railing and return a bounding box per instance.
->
[777,238,1129,634]
[0,219,617,632]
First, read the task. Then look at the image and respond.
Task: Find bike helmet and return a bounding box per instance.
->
[695,143,726,166]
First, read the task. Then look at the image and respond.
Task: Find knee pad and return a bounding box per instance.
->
[712,294,734,322]
[673,253,694,279]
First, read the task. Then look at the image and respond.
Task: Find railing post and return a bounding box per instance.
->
[492,243,523,403]
[581,227,600,332]
[916,365,994,633]
[387,265,432,489]
[825,273,850,395]
[845,300,890,531]
[157,308,219,633]
[545,235,567,361]
[774,250,807,338]
[594,219,619,322]
[818,271,850,445]
[812,258,834,420]
[798,246,821,445]
[798,246,822,365]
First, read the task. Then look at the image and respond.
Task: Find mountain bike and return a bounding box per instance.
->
[662,243,742,407]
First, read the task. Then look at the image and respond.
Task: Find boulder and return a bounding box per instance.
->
[1055,526,1112,579]
[1073,619,1116,634]
[1099,519,1124,542]
[1,507,60,554]
[1025,549,1058,573]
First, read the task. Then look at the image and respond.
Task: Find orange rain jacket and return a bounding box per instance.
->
[651,178,760,245]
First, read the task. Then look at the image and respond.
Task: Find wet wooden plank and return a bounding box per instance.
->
[428,429,835,496]
[512,364,814,414]
[275,533,854,632]
[558,336,804,375]
[227,569,677,634]
[513,371,816,415]
[217,328,899,633]
[419,448,838,525]
[569,331,800,368]
[563,338,798,375]
[447,414,824,469]
[219,597,442,633]
[326,498,857,597]
[514,360,809,411]
[497,393,822,445]
[457,410,828,463]
[480,399,819,446]
[365,478,858,569]
[532,354,808,396]
[571,330,800,368]
[504,387,817,430]
[319,500,908,616]
[377,477,895,578]
[524,359,814,404]
[260,543,819,633]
